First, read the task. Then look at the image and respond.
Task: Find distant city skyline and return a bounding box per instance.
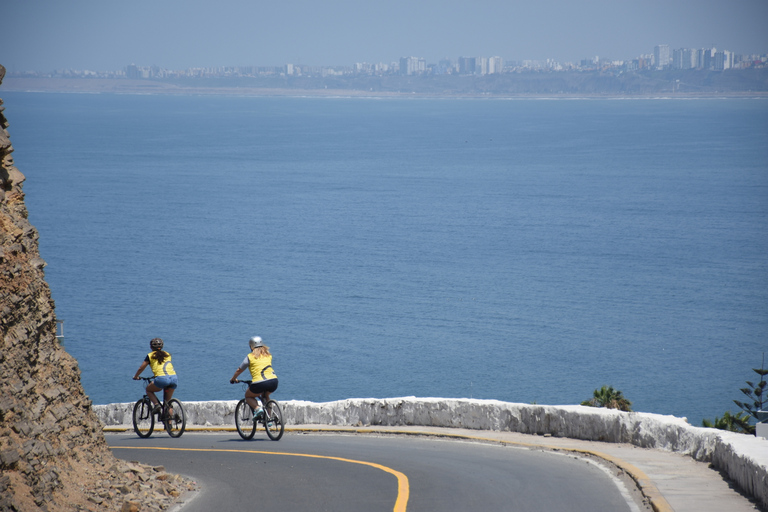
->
[8,43,766,78]
[2,0,767,73]
[13,43,760,79]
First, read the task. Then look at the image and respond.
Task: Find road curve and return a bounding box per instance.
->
[107,432,644,512]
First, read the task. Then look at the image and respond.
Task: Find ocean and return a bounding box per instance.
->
[4,91,767,427]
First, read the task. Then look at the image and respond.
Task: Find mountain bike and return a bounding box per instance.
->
[132,377,186,438]
[231,379,284,441]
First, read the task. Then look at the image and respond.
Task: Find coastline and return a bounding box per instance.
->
[4,77,768,100]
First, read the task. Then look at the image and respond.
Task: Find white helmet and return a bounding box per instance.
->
[249,336,264,349]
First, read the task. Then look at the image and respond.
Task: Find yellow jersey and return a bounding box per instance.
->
[246,353,277,382]
[145,351,176,377]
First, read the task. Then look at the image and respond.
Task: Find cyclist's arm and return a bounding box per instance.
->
[133,360,149,380]
[230,368,245,383]
[230,356,250,383]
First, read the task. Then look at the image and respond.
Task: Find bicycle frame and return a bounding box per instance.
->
[133,376,186,438]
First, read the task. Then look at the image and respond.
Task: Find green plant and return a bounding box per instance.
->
[702,411,754,434]
[733,354,767,427]
[581,385,632,412]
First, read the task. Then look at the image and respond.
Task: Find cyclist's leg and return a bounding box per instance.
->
[244,387,261,411]
[163,388,175,417]
[247,379,276,414]
[145,381,162,406]
[262,380,278,407]
[160,376,178,417]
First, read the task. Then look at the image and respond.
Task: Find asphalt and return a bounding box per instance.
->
[282,425,762,512]
[105,424,763,512]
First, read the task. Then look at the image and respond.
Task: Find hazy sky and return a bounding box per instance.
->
[2,0,767,72]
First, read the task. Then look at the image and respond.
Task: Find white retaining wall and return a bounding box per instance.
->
[94,397,768,508]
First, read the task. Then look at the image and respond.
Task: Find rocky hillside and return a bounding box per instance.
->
[0,65,193,512]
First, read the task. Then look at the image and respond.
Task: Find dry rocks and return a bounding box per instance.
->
[75,461,197,512]
[0,66,195,511]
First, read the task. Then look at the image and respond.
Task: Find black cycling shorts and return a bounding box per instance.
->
[249,378,278,394]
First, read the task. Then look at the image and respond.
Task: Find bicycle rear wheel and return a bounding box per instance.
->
[235,399,257,440]
[264,400,284,441]
[164,398,186,437]
[132,398,154,438]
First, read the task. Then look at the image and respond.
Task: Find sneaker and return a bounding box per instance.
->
[152,404,162,415]
[253,407,264,420]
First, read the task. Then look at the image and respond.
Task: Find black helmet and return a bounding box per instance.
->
[150,338,164,350]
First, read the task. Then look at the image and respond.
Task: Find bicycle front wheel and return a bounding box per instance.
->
[132,398,154,438]
[235,399,256,440]
[164,398,186,438]
[264,400,284,441]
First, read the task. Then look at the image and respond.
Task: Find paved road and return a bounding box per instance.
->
[107,431,645,512]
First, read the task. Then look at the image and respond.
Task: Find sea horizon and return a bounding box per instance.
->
[4,76,768,101]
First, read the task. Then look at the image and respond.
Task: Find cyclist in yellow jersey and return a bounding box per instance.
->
[230,336,278,419]
[133,338,178,414]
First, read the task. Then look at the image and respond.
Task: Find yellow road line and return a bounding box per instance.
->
[109,426,672,512]
[112,445,409,512]
[288,428,674,512]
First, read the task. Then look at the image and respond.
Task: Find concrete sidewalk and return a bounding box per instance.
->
[280,424,761,512]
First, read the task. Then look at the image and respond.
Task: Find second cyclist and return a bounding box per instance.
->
[133,337,178,416]
[230,336,278,419]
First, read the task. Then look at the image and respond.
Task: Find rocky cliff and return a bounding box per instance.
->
[0,65,192,512]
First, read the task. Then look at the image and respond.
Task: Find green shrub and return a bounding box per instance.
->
[702,411,753,434]
[581,385,632,412]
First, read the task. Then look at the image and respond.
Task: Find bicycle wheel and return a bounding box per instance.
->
[132,398,154,438]
[164,398,186,438]
[234,399,257,440]
[264,400,284,441]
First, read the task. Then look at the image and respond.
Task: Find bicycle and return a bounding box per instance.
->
[231,379,285,441]
[132,377,186,438]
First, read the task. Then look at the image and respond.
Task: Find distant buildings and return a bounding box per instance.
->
[488,57,504,74]
[662,47,736,71]
[713,49,734,70]
[377,47,758,75]
[654,45,671,70]
[399,57,426,76]
[9,45,767,80]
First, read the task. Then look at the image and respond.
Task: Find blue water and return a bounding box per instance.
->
[4,92,768,427]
